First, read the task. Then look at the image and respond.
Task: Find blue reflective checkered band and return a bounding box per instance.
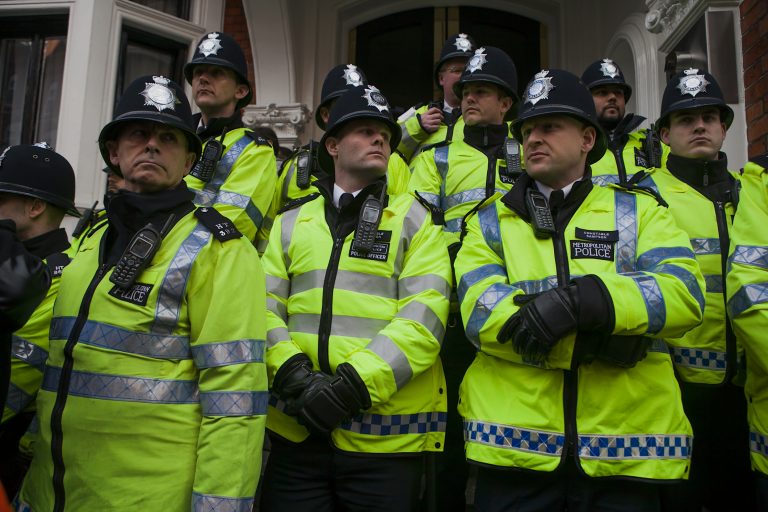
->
[465,282,517,345]
[690,238,721,256]
[11,335,48,372]
[200,391,269,416]
[198,136,252,197]
[636,247,697,270]
[444,188,507,211]
[444,218,462,233]
[457,264,507,305]
[648,338,669,354]
[728,283,768,318]
[578,433,690,459]
[750,431,768,457]
[671,346,726,370]
[418,192,440,209]
[42,366,199,404]
[434,146,450,211]
[5,382,33,413]
[627,272,666,335]
[192,492,254,512]
[191,339,265,368]
[512,276,559,295]
[153,223,211,335]
[592,175,620,187]
[464,420,565,456]
[732,245,768,269]
[340,411,447,435]
[196,189,264,231]
[50,317,190,360]
[615,191,638,273]
[705,274,723,293]
[478,202,503,261]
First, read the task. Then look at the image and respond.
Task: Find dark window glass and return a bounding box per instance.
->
[0,15,68,149]
[130,0,190,20]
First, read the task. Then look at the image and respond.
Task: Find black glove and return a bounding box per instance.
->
[575,333,651,368]
[498,285,579,365]
[272,355,316,403]
[292,363,371,434]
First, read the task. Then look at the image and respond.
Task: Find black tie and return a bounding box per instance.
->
[549,190,565,212]
[339,192,355,210]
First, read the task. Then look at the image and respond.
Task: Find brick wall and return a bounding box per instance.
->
[223,0,255,104]
[741,0,768,158]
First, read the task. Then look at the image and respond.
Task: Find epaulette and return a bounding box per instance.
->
[194,206,243,242]
[45,251,72,279]
[607,171,669,208]
[277,192,320,215]
[751,153,768,170]
[413,191,444,225]
[243,130,272,147]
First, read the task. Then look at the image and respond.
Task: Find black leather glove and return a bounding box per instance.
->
[292,363,371,434]
[498,285,579,365]
[272,355,316,403]
[576,333,651,368]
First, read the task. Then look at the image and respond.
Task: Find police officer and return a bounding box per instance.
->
[17,75,267,511]
[581,58,668,185]
[270,64,411,218]
[645,69,753,511]
[0,143,78,497]
[184,31,277,252]
[260,85,451,511]
[397,33,476,162]
[408,46,520,510]
[454,69,705,511]
[727,152,768,510]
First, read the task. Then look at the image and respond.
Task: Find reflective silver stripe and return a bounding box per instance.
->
[200,136,252,197]
[417,192,440,208]
[465,282,517,346]
[705,274,723,293]
[279,206,302,269]
[729,283,768,318]
[266,275,290,299]
[280,160,297,206]
[255,237,269,255]
[365,334,413,390]
[578,433,690,460]
[464,419,564,456]
[751,431,768,457]
[400,273,451,300]
[732,245,768,269]
[444,187,506,211]
[51,317,190,360]
[435,146,450,211]
[42,366,198,404]
[671,346,726,370]
[267,297,287,322]
[396,300,445,342]
[457,264,507,305]
[191,339,265,368]
[478,201,503,260]
[200,391,269,416]
[592,175,620,187]
[399,128,420,156]
[627,272,666,335]
[690,238,720,256]
[394,198,429,276]
[292,269,396,299]
[5,382,33,413]
[266,327,290,348]
[341,411,446,435]
[11,335,48,372]
[153,222,211,335]
[615,191,638,273]
[288,313,389,339]
[192,492,254,512]
[196,189,263,231]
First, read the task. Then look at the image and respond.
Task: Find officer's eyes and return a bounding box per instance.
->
[127,129,149,140]
[159,132,179,144]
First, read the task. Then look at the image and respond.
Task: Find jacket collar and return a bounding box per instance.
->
[605,113,646,144]
[666,152,730,188]
[22,228,70,259]
[193,111,244,140]
[502,167,593,221]
[463,123,509,150]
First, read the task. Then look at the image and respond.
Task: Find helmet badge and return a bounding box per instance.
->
[525,70,554,105]
[343,64,364,87]
[454,33,472,52]
[467,48,487,73]
[677,68,710,97]
[198,32,223,57]
[141,76,179,112]
[33,141,53,150]
[363,85,389,112]
[600,58,619,78]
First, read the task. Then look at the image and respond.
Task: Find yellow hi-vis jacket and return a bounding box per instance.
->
[263,182,451,454]
[397,102,464,162]
[726,154,768,475]
[18,208,267,512]
[454,176,704,480]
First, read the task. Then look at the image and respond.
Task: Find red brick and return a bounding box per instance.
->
[744,37,768,69]
[752,114,768,139]
[742,0,768,25]
[748,140,767,159]
[745,62,763,85]
[747,100,765,121]
[746,77,768,105]
[743,26,759,53]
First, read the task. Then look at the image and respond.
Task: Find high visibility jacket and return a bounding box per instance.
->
[185,127,277,252]
[643,155,740,385]
[591,114,669,185]
[408,123,517,250]
[18,206,267,511]
[726,154,768,475]
[397,103,464,162]
[454,174,704,480]
[263,178,451,454]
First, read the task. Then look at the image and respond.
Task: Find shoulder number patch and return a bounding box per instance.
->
[194,207,242,242]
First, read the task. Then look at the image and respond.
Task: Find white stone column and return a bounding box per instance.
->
[242,103,312,150]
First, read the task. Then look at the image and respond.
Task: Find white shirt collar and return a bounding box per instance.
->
[534,178,581,201]
[333,183,362,208]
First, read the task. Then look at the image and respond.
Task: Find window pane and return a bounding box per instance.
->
[121,40,175,93]
[34,36,67,146]
[130,0,189,20]
[0,39,33,148]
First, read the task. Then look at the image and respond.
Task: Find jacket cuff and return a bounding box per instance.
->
[573,275,614,334]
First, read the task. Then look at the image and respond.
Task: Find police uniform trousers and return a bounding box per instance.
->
[259,432,424,512]
[474,456,665,512]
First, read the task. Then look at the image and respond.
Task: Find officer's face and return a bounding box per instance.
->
[191,65,249,114]
[461,82,513,126]
[591,85,626,126]
[325,119,392,178]
[106,121,196,194]
[439,58,467,105]
[660,107,726,161]
[521,115,596,189]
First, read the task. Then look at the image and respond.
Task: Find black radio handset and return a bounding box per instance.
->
[351,182,387,254]
[501,137,523,183]
[525,188,556,239]
[110,214,176,288]
[190,127,227,182]
[296,141,319,189]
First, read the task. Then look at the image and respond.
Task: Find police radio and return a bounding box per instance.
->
[110,215,175,288]
[642,124,662,169]
[71,200,98,239]
[296,141,319,189]
[525,188,556,239]
[501,138,523,183]
[351,185,387,254]
[190,138,224,182]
